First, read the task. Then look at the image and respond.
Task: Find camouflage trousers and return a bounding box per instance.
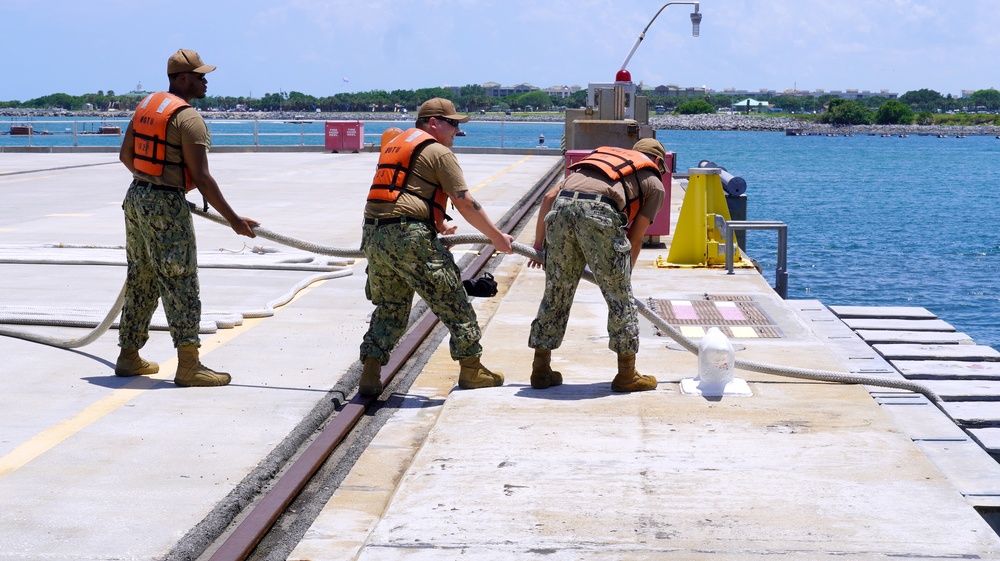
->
[119,181,201,349]
[528,198,639,355]
[360,220,482,364]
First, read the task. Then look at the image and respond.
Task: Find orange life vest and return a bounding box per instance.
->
[131,92,194,191]
[368,128,451,228]
[569,147,661,223]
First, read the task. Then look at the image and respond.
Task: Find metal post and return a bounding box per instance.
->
[776,226,789,299]
[722,220,789,299]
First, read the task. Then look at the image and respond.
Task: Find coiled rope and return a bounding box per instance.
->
[0,206,943,405]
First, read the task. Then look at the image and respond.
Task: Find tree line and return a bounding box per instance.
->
[676,88,1000,125]
[3,83,999,125]
[0,84,564,113]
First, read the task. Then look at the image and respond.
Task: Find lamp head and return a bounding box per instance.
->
[690,10,702,37]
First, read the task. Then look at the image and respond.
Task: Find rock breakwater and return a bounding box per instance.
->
[649,113,1000,136]
[5,109,999,136]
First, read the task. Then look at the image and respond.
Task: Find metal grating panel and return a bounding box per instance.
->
[649,296,783,339]
[705,294,755,302]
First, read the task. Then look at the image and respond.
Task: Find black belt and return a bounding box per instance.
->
[363,216,429,227]
[134,180,183,192]
[558,190,619,210]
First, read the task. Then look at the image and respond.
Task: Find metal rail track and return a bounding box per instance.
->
[179,159,565,561]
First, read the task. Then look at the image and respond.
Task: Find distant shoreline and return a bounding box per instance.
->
[3,110,999,136]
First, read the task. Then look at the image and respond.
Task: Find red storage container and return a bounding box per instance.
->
[646,171,671,236]
[325,121,364,152]
[564,149,592,177]
[324,121,344,151]
[663,151,676,174]
[342,121,364,152]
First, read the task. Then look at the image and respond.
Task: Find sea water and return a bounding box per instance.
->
[3,118,997,350]
[0,117,567,150]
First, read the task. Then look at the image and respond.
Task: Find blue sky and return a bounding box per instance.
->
[3,0,997,101]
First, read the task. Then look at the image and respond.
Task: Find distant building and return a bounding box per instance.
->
[448,81,902,102]
[652,84,710,97]
[482,82,538,97]
[542,85,582,98]
[119,82,152,110]
[732,98,770,113]
[777,88,897,100]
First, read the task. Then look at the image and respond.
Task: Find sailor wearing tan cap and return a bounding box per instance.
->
[527,139,667,392]
[116,49,259,387]
[359,98,515,396]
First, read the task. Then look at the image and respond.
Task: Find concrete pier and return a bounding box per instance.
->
[1,152,998,560]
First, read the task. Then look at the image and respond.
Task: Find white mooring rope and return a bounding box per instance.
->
[0,206,942,405]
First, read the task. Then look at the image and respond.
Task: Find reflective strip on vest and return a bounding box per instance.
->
[131,92,190,183]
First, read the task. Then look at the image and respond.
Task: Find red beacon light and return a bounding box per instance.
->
[615,69,632,83]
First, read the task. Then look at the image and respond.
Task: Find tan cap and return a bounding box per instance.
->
[417,98,470,123]
[633,138,667,173]
[167,49,217,75]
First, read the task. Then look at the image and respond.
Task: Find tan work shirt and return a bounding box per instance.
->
[364,142,467,221]
[561,166,666,222]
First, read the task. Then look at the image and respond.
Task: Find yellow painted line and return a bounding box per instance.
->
[47,213,94,217]
[469,155,533,194]
[0,282,323,478]
[0,371,170,478]
[0,174,66,184]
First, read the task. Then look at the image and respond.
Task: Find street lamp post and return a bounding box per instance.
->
[617,2,702,83]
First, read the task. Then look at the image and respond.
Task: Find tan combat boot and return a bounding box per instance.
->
[359,356,383,397]
[611,353,657,392]
[530,349,563,389]
[174,344,231,387]
[458,356,504,389]
[115,348,159,377]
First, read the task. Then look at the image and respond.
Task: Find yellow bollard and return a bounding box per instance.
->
[665,168,738,266]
